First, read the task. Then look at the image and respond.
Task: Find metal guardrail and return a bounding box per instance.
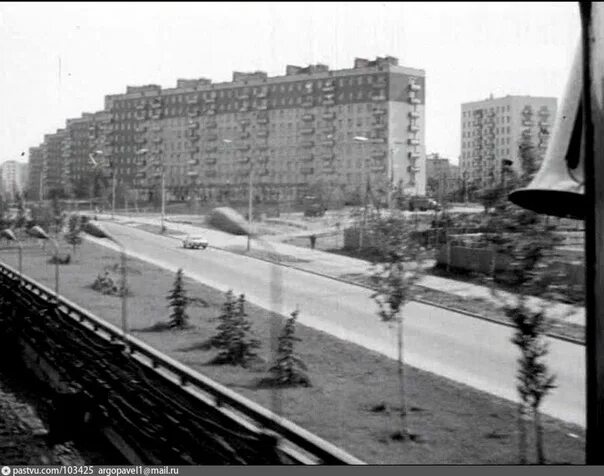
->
[0,261,364,465]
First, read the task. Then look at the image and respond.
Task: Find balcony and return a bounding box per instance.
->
[206,108,217,116]
[371,165,386,173]
[301,128,314,135]
[300,140,314,148]
[152,136,163,144]
[408,138,420,146]
[136,171,147,179]
[187,170,199,177]
[322,139,335,147]
[322,82,335,92]
[188,121,199,129]
[323,99,335,106]
[255,100,268,110]
[408,97,421,105]
[407,165,420,174]
[302,99,314,108]
[186,96,198,105]
[206,157,217,165]
[135,136,147,144]
[408,111,420,119]
[257,129,269,138]
[188,159,199,166]
[372,122,387,130]
[188,108,200,118]
[150,111,162,120]
[257,115,269,124]
[206,134,218,142]
[373,80,387,89]
[236,143,251,151]
[256,143,269,151]
[300,153,314,162]
[240,118,250,127]
[409,82,421,91]
[151,98,162,108]
[539,121,550,128]
[371,150,387,158]
[188,146,200,154]
[135,102,146,110]
[320,153,335,162]
[135,111,147,120]
[303,113,314,122]
[256,88,268,98]
[523,120,534,127]
[408,124,420,133]
[135,125,147,133]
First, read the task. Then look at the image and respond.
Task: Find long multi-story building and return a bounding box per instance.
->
[0,161,29,200]
[28,56,427,205]
[459,95,557,188]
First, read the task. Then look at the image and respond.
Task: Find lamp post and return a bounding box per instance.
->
[353,136,370,251]
[27,225,59,299]
[1,228,22,279]
[134,148,148,215]
[83,221,128,339]
[224,139,254,251]
[88,150,105,214]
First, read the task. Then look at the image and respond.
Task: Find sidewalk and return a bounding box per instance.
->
[104,213,585,328]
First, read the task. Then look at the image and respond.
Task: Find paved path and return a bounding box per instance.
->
[87,219,585,427]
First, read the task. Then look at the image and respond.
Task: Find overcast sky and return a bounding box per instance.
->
[0,2,580,166]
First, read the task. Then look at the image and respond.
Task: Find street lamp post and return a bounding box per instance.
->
[83,221,128,338]
[223,139,254,251]
[27,225,59,299]
[353,136,370,251]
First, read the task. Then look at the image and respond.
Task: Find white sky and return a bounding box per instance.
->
[0,1,580,166]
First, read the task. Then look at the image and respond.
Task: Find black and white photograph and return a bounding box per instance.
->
[0,1,602,467]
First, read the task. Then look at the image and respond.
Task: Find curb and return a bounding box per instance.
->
[110,218,585,347]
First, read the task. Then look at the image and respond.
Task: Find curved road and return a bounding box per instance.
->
[93,221,585,427]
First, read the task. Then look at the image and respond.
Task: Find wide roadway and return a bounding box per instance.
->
[96,220,585,428]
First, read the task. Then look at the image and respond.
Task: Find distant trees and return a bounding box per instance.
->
[64,214,83,255]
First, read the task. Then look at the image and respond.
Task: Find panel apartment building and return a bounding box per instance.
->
[104,55,426,204]
[28,56,426,205]
[459,95,556,188]
[0,160,29,200]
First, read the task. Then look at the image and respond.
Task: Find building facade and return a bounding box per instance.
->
[460,95,557,188]
[0,161,29,200]
[28,56,427,206]
[425,153,460,199]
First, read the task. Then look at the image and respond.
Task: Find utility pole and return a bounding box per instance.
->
[247,161,253,251]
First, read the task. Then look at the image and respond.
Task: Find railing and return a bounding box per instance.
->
[0,261,363,465]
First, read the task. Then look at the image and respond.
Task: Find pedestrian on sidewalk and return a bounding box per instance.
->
[310,234,317,250]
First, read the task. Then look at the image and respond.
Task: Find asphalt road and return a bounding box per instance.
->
[93,221,585,428]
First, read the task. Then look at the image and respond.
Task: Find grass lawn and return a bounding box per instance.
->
[0,239,585,464]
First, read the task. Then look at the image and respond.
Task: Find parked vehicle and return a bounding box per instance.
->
[302,195,326,217]
[182,235,209,249]
[407,197,441,212]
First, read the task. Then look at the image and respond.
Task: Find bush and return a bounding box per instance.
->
[91,270,128,297]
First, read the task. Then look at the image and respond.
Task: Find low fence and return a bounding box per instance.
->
[435,244,585,287]
[0,262,363,465]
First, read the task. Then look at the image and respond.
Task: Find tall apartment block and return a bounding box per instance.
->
[102,56,426,204]
[460,95,557,188]
[27,56,426,205]
[0,161,29,200]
